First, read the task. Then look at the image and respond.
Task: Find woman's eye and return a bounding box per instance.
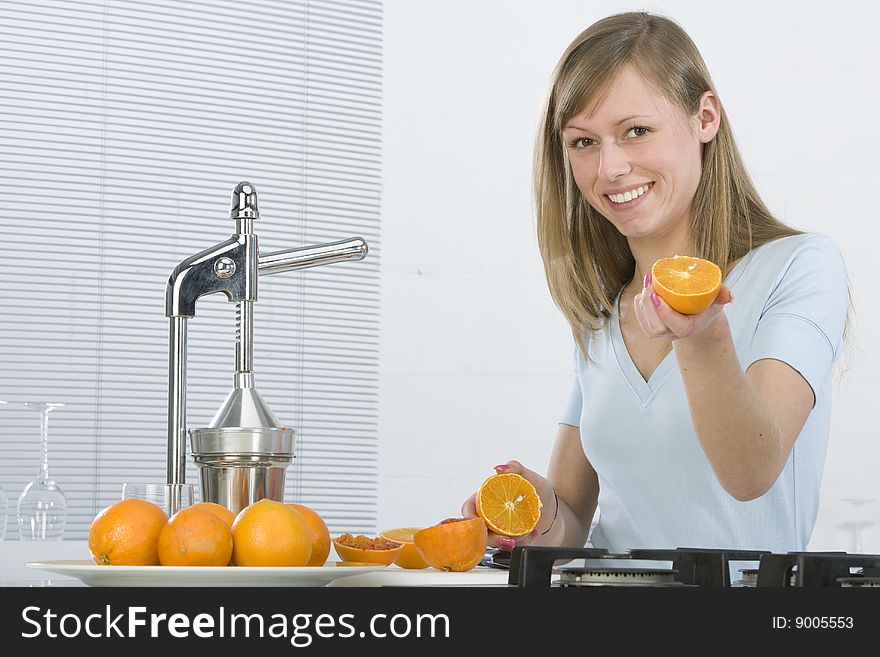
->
[568,136,595,148]
[625,126,650,138]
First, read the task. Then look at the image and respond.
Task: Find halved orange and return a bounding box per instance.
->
[651,255,722,315]
[475,472,542,537]
[379,527,429,569]
[413,518,488,572]
[332,534,403,566]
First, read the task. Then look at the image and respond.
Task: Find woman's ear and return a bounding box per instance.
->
[696,90,721,144]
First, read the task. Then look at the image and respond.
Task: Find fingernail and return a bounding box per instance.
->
[529,529,539,539]
[494,464,510,472]
[729,292,734,302]
[498,537,516,550]
[650,292,661,308]
[645,272,652,287]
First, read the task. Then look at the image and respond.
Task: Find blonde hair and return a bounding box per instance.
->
[534,12,803,357]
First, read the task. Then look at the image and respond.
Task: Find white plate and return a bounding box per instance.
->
[327,568,510,587]
[27,560,389,587]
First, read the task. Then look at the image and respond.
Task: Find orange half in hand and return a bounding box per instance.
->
[651,255,722,315]
[475,472,542,537]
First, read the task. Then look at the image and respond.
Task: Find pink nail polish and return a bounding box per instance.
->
[494,464,510,472]
[528,529,539,539]
[650,293,661,308]
[498,537,516,550]
[646,272,652,287]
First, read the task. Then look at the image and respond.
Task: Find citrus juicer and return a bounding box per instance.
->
[164,181,368,515]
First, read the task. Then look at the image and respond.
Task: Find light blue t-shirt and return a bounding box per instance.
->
[560,233,849,553]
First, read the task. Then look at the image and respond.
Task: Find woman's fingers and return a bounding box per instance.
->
[638,283,733,340]
[460,492,477,518]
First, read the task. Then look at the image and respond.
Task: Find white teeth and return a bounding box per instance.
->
[608,184,651,204]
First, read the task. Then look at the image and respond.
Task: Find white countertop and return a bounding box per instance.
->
[0,539,90,586]
[0,540,510,587]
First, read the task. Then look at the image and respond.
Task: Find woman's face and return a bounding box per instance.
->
[561,65,719,241]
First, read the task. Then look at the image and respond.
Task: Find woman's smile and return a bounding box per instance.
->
[603,181,654,211]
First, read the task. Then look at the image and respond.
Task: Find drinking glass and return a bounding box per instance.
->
[839,498,876,554]
[122,482,194,517]
[16,402,67,541]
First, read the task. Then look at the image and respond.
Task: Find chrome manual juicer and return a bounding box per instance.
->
[164,181,368,516]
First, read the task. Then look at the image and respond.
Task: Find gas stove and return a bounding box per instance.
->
[488,546,880,588]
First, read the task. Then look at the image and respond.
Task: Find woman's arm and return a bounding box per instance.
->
[635,278,815,502]
[532,422,599,547]
[671,313,814,501]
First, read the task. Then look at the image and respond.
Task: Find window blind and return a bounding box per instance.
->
[0,0,382,540]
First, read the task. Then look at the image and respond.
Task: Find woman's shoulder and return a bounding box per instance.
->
[739,232,846,283]
[748,231,844,263]
[735,232,848,306]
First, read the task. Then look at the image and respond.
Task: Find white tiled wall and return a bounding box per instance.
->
[380,0,880,551]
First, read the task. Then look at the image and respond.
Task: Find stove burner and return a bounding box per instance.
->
[756,552,880,588]
[508,546,768,588]
[838,577,880,588]
[506,546,880,588]
[556,567,687,587]
[734,568,759,587]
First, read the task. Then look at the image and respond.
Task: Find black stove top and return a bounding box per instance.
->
[486,546,880,588]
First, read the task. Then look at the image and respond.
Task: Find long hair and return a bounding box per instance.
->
[534,12,804,358]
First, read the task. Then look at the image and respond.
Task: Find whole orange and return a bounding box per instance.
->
[188,501,236,527]
[231,498,312,567]
[88,498,169,566]
[157,507,233,566]
[288,503,331,567]
[413,517,488,572]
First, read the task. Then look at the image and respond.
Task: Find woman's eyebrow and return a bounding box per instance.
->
[563,114,656,131]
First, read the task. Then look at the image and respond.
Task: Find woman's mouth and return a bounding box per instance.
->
[604,182,654,210]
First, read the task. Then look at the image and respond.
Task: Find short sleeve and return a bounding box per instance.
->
[747,235,849,402]
[560,347,583,426]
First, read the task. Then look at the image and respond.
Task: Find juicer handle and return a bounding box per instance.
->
[258,237,368,276]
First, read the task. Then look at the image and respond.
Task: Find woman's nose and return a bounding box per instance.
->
[597,143,631,181]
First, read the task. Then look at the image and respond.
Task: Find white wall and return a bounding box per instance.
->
[379,0,880,552]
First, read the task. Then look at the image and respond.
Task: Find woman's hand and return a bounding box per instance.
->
[633,272,733,341]
[460,460,557,551]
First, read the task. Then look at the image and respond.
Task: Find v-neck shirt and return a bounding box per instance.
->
[559,233,849,553]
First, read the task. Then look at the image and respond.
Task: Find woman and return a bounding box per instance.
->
[461,12,850,554]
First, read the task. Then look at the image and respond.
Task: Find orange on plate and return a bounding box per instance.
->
[188,501,236,527]
[88,498,169,566]
[332,534,404,566]
[288,503,332,567]
[413,517,488,572]
[475,472,543,537]
[231,498,313,567]
[651,255,722,315]
[379,527,429,569]
[158,507,233,567]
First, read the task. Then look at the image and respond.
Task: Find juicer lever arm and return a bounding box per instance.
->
[258,237,368,276]
[165,235,256,318]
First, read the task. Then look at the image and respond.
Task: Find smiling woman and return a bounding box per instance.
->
[461,11,852,556]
